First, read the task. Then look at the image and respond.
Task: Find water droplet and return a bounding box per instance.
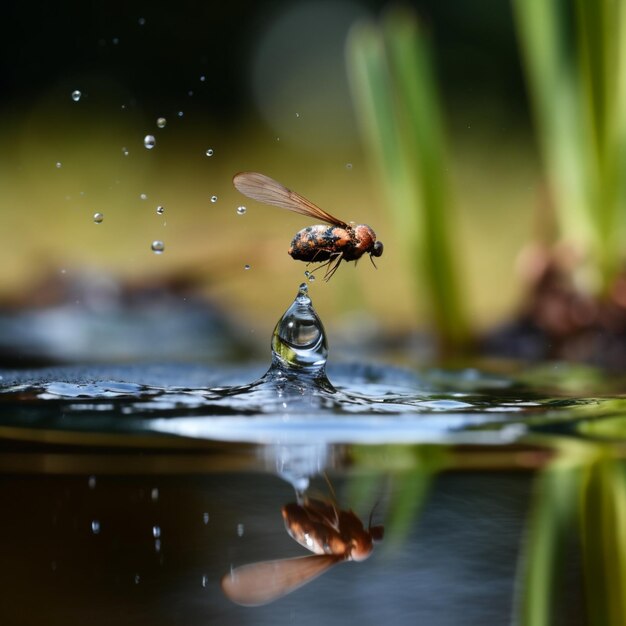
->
[140,193,147,200]
[154,539,161,552]
[203,512,209,525]
[88,475,96,489]
[205,148,213,157]
[346,163,353,170]
[177,111,184,117]
[138,17,146,26]
[156,117,166,128]
[304,270,315,282]
[144,135,156,149]
[210,195,217,203]
[151,487,159,501]
[152,525,161,538]
[93,212,104,224]
[71,90,81,102]
[188,90,194,97]
[91,520,101,534]
[271,283,328,370]
[296,112,300,118]
[244,264,251,271]
[200,75,206,82]
[112,37,120,45]
[156,206,165,215]
[134,574,141,584]
[122,147,129,156]
[236,205,246,216]
[237,523,244,537]
[55,162,62,169]
[202,575,208,588]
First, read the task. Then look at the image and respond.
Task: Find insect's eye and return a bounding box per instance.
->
[372,241,384,257]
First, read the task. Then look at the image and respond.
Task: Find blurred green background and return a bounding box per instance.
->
[0,0,538,337]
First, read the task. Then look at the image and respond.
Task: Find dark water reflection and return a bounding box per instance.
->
[0,463,566,626]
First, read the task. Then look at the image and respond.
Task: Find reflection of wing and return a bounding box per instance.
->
[221,554,341,606]
[233,172,347,227]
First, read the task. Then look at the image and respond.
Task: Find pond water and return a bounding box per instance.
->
[0,284,624,625]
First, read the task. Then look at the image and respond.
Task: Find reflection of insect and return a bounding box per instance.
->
[221,497,384,606]
[233,172,384,281]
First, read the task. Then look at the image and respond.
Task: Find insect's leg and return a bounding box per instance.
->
[308,254,335,277]
[323,253,343,281]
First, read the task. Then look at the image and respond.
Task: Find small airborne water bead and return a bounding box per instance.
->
[91,520,101,534]
[71,90,81,102]
[156,206,165,215]
[236,205,246,216]
[144,135,156,149]
[205,148,213,157]
[151,241,165,254]
[210,195,218,203]
[93,212,104,224]
[156,117,167,128]
[55,162,62,168]
[122,147,129,156]
[244,264,251,271]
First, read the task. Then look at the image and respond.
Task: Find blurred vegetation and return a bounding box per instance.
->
[348,7,469,349]
[513,0,626,296]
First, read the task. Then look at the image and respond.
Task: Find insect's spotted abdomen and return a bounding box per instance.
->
[289,225,350,262]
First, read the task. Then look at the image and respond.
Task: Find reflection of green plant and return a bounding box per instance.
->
[347,8,469,350]
[512,0,626,295]
[516,441,626,626]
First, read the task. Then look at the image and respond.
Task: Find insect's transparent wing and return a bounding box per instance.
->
[233,172,347,227]
[221,554,340,606]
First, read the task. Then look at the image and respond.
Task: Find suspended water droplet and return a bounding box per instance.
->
[236,205,246,215]
[210,195,218,203]
[138,17,146,26]
[88,475,96,489]
[122,147,129,156]
[93,212,104,224]
[55,162,62,169]
[203,512,210,525]
[346,163,353,170]
[140,193,147,200]
[271,283,328,370]
[156,206,165,215]
[188,90,194,97]
[152,525,161,538]
[156,117,167,128]
[91,520,101,534]
[296,112,300,117]
[200,75,206,82]
[244,264,251,271]
[112,37,120,45]
[71,90,82,102]
[154,539,161,552]
[202,575,208,588]
[151,487,159,501]
[236,523,244,537]
[205,148,213,157]
[177,111,184,117]
[304,270,315,282]
[144,135,156,149]
[134,574,141,584]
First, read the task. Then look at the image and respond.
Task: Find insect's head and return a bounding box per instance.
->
[371,241,384,257]
[348,534,374,562]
